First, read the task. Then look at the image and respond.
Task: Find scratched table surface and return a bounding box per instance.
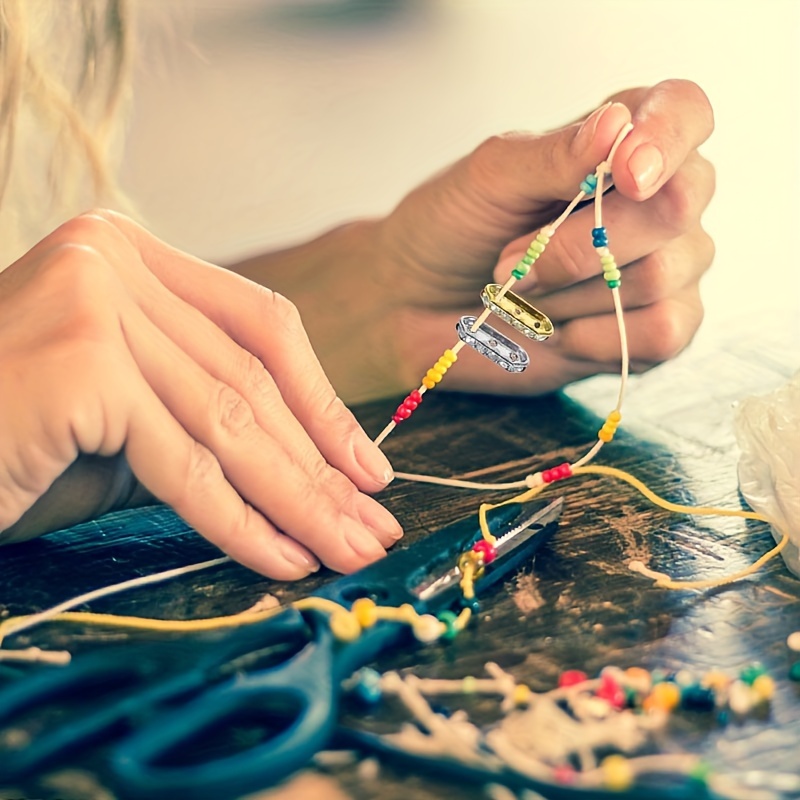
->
[1,316,799,800]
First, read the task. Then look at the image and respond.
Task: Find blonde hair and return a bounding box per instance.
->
[0,0,131,265]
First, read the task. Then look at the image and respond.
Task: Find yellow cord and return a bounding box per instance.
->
[477,464,786,592]
[1,465,787,651]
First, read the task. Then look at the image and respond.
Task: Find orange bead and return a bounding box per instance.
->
[646,681,681,712]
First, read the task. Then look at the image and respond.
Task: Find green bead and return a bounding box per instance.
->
[603,268,621,281]
[521,254,535,265]
[740,662,767,685]
[789,661,800,681]
[607,279,621,289]
[437,610,459,640]
[688,761,712,784]
[530,241,546,253]
[512,266,529,281]
[525,249,541,261]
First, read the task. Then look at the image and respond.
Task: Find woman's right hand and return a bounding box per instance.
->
[0,210,401,579]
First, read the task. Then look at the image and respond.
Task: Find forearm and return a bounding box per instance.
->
[229,220,408,405]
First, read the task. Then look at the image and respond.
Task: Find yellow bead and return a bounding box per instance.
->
[443,349,457,362]
[352,597,377,628]
[513,684,532,706]
[329,611,361,642]
[398,603,418,624]
[422,377,436,390]
[602,754,633,791]
[525,248,541,260]
[462,676,478,694]
[648,681,681,711]
[433,364,447,376]
[598,429,613,443]
[752,674,775,702]
[603,268,621,282]
[530,241,546,253]
[608,410,622,423]
[600,254,616,265]
[536,232,550,245]
[426,369,443,384]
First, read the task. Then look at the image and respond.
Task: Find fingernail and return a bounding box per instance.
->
[629,143,664,192]
[356,495,404,542]
[354,437,394,487]
[573,101,613,154]
[279,539,321,572]
[345,524,388,561]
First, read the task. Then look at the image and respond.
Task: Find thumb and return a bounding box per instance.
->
[471,101,633,208]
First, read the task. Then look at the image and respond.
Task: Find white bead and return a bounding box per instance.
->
[728,680,754,715]
[787,631,800,652]
[413,615,443,643]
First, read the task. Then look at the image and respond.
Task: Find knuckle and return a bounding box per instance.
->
[237,352,279,411]
[645,298,701,363]
[636,252,671,305]
[210,383,257,439]
[182,441,223,496]
[261,288,304,333]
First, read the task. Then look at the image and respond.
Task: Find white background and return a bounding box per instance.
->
[121,0,800,344]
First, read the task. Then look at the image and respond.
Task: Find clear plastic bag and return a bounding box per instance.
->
[734,369,800,577]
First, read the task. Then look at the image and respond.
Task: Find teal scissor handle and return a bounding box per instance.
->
[110,500,560,799]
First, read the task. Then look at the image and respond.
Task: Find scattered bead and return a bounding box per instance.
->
[623,666,652,695]
[728,680,755,715]
[646,681,681,712]
[790,661,800,682]
[558,669,588,688]
[681,684,716,712]
[596,674,626,709]
[353,667,383,705]
[601,754,633,791]
[553,764,577,784]
[739,662,767,685]
[751,674,775,702]
[512,684,531,707]
[787,631,800,652]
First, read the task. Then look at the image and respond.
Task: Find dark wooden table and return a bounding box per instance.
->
[1,314,798,800]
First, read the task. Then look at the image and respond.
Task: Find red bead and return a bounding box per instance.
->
[409,390,422,403]
[472,539,497,564]
[596,674,626,709]
[557,463,571,479]
[553,765,577,784]
[394,406,412,419]
[403,399,419,410]
[392,414,404,424]
[542,469,554,483]
[558,669,588,688]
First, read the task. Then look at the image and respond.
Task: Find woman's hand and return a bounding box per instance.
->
[241,80,714,403]
[0,211,401,578]
[380,79,716,394]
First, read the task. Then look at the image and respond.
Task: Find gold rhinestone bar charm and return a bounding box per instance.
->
[480,284,554,341]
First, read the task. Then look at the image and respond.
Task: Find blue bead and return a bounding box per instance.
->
[681,684,715,711]
[583,173,598,189]
[353,667,383,705]
[460,596,480,613]
[580,181,594,194]
[591,227,606,237]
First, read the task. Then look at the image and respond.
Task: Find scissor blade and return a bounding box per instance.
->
[413,497,563,602]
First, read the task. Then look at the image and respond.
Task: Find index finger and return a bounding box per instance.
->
[610,79,714,201]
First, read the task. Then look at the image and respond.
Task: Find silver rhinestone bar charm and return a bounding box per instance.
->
[456,315,529,372]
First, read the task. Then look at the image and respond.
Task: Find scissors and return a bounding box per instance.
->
[0,497,562,799]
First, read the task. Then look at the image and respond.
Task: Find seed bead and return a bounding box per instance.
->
[352,597,378,628]
[602,755,633,791]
